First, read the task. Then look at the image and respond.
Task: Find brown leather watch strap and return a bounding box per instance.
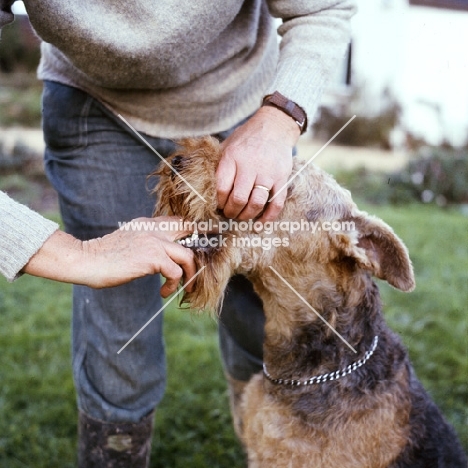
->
[262,91,308,134]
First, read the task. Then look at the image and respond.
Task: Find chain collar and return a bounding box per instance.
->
[263,335,379,386]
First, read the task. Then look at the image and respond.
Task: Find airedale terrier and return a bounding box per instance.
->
[154,137,467,467]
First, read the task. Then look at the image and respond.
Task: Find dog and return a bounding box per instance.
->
[153,137,467,467]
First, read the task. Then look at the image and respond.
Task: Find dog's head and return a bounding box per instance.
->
[153,137,415,314]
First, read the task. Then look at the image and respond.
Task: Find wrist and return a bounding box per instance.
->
[262,91,308,135]
[255,105,301,146]
[23,230,87,284]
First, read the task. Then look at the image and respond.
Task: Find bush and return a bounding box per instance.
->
[0,81,43,127]
[334,168,394,205]
[0,15,42,127]
[335,148,468,206]
[312,87,402,149]
[389,148,468,205]
[0,16,41,73]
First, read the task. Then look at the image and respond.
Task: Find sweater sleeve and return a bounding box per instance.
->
[0,0,15,31]
[266,0,356,122]
[0,191,59,282]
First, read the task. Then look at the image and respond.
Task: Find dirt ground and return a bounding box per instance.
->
[297,137,409,173]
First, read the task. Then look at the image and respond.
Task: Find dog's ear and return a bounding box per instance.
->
[331,213,415,292]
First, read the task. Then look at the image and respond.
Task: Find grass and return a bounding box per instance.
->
[0,203,466,467]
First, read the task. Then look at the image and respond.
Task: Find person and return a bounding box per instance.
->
[0,190,196,292]
[0,0,356,466]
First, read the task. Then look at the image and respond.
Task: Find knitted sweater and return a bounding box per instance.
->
[1,0,355,138]
[0,191,58,281]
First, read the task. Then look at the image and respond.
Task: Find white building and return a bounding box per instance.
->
[345,0,468,146]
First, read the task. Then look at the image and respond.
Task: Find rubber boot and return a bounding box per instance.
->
[77,410,154,468]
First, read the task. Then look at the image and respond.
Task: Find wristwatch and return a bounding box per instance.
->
[262,91,308,134]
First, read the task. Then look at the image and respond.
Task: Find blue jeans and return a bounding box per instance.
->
[43,81,264,423]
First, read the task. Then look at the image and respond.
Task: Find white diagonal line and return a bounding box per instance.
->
[117,114,206,203]
[117,266,206,354]
[269,115,357,202]
[269,266,357,354]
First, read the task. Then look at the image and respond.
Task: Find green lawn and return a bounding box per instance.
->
[0,203,466,467]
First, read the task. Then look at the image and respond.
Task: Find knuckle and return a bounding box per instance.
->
[184,247,195,259]
[270,198,284,209]
[264,199,284,218]
[231,193,248,207]
[216,182,230,195]
[249,199,266,211]
[169,265,183,279]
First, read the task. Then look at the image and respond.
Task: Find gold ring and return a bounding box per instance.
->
[253,185,271,193]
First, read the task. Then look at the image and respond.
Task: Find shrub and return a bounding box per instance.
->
[312,87,402,149]
[0,83,43,127]
[0,16,41,73]
[389,148,468,205]
[336,148,468,206]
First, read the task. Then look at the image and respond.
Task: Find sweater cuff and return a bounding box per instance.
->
[266,55,329,129]
[0,191,59,282]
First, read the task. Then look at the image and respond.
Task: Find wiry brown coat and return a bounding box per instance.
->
[154,137,467,467]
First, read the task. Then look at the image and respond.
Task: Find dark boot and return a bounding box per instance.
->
[78,410,154,468]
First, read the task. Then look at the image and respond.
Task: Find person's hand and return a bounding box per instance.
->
[216,105,300,223]
[23,216,196,296]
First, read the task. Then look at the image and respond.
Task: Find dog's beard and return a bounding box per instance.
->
[183,234,241,314]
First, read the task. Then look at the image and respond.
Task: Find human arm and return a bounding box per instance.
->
[217,0,356,222]
[0,192,195,296]
[22,218,196,296]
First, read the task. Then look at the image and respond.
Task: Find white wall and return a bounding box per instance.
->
[351,0,468,145]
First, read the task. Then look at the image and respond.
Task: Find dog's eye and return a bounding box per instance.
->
[170,155,185,181]
[171,155,184,171]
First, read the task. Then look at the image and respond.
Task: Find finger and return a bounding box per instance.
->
[256,183,288,224]
[159,262,184,297]
[222,170,256,219]
[163,243,197,292]
[216,156,236,210]
[236,184,271,221]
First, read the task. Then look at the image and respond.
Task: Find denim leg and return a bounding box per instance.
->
[43,81,176,423]
[218,276,265,381]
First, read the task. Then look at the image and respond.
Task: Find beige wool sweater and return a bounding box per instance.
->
[0,191,58,281]
[2,0,355,137]
[0,0,355,280]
